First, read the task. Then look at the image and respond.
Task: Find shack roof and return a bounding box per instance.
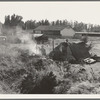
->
[75,32,100,34]
[34,25,71,31]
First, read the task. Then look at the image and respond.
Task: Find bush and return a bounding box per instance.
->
[18,71,57,94]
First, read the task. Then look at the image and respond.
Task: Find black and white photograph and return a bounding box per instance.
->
[0,1,100,95]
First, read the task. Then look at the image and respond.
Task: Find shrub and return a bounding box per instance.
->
[54,79,72,94]
[18,71,57,94]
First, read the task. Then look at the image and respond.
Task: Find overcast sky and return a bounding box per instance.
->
[0,2,100,25]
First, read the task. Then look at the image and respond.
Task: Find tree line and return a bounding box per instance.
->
[3,14,100,32]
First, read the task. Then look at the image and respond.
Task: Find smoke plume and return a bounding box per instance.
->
[16,28,41,55]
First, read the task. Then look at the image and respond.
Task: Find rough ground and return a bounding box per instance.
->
[0,38,100,94]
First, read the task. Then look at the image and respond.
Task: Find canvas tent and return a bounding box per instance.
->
[69,42,91,61]
[49,41,91,63]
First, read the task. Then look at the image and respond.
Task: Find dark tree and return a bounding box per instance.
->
[25,20,36,29]
[4,14,23,27]
[4,15,10,25]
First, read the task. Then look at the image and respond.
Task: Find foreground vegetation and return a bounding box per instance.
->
[0,42,100,94]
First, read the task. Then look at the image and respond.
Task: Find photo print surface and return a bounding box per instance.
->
[0,1,100,95]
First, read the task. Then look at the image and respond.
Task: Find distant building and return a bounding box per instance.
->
[33,25,75,38]
[74,32,100,38]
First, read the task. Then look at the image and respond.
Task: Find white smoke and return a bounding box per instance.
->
[16,30,42,56]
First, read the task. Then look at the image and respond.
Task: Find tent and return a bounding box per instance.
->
[49,41,91,63]
[69,42,91,61]
[49,42,68,61]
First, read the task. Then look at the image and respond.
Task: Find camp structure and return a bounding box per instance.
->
[49,41,92,63]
